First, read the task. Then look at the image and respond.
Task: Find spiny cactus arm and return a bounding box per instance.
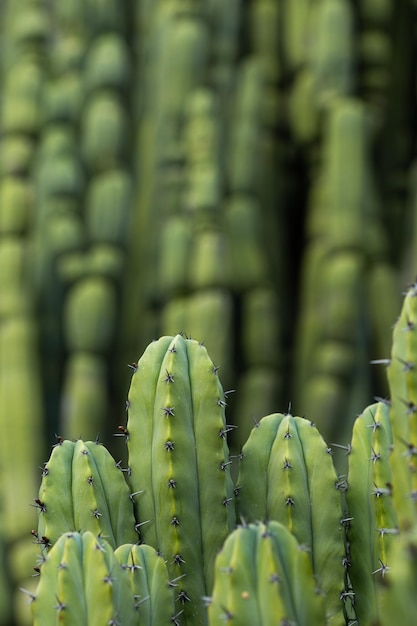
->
[208,521,326,626]
[127,334,235,624]
[378,526,417,626]
[149,335,207,615]
[37,439,137,550]
[237,413,345,625]
[32,531,137,626]
[37,440,76,544]
[386,281,417,529]
[115,543,176,625]
[346,401,397,625]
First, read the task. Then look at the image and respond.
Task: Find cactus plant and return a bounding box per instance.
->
[126,334,235,625]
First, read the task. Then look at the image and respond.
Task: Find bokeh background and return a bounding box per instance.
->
[1,0,417,623]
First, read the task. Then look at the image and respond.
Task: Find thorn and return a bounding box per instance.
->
[127,362,138,372]
[219,424,237,439]
[171,609,184,625]
[134,520,151,532]
[172,554,185,566]
[129,490,144,501]
[164,370,175,383]
[370,359,391,365]
[169,574,187,588]
[374,396,391,406]
[372,559,390,577]
[134,594,150,609]
[20,588,36,603]
[177,590,191,604]
[330,443,352,455]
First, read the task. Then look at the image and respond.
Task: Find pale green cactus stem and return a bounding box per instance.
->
[346,401,397,625]
[386,281,417,530]
[207,521,326,626]
[126,334,235,625]
[377,526,417,626]
[31,531,137,626]
[115,543,176,625]
[36,439,138,550]
[236,412,345,625]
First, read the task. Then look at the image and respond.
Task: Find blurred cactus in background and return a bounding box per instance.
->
[1,0,417,624]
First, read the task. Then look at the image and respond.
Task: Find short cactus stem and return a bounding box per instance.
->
[236,412,345,625]
[208,521,326,626]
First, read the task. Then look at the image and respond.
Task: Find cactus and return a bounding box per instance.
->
[207,520,326,626]
[126,334,235,625]
[31,531,137,626]
[114,543,176,625]
[236,412,345,625]
[377,526,417,626]
[36,439,137,550]
[346,401,397,624]
[386,281,417,530]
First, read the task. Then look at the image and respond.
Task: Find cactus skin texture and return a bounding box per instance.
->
[207,520,326,626]
[236,412,345,625]
[346,401,397,625]
[31,531,137,626]
[115,543,176,625]
[377,526,417,626]
[126,334,235,625]
[386,281,417,530]
[36,439,138,550]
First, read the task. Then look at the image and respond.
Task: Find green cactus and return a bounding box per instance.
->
[126,334,235,625]
[115,543,176,625]
[346,401,397,624]
[36,439,137,550]
[207,520,326,626]
[386,281,417,530]
[31,531,137,626]
[236,412,345,625]
[377,526,417,626]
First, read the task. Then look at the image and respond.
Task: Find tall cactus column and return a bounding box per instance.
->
[125,334,236,626]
